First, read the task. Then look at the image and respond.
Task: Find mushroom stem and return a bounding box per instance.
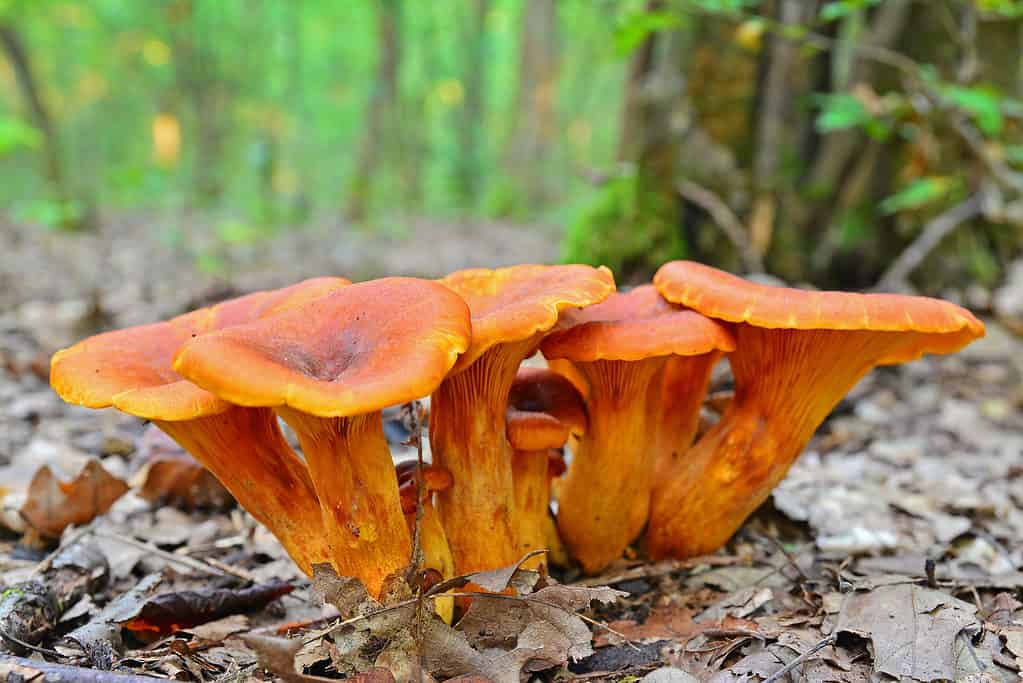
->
[646,326,907,559]
[430,339,536,573]
[557,357,667,573]
[651,352,722,481]
[276,408,411,596]
[155,407,330,574]
[511,448,555,568]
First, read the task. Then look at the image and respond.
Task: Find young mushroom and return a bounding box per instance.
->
[432,264,614,572]
[173,277,471,597]
[396,461,456,584]
[50,277,350,574]
[647,261,986,558]
[541,285,736,573]
[506,368,587,568]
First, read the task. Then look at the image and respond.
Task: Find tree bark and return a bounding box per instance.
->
[0,22,79,227]
[455,0,489,204]
[345,0,401,222]
[507,0,559,205]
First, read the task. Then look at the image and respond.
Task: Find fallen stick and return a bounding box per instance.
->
[0,654,164,682]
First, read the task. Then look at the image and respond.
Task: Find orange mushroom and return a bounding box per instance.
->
[432,265,614,572]
[173,278,471,596]
[541,285,736,573]
[396,462,456,595]
[50,277,350,573]
[506,368,587,567]
[647,261,986,558]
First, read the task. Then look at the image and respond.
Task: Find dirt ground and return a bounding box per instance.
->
[1,214,1022,682]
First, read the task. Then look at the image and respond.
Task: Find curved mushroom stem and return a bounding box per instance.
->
[155,406,330,575]
[557,357,667,574]
[430,338,536,573]
[511,448,557,569]
[276,407,411,597]
[646,326,907,559]
[651,352,722,481]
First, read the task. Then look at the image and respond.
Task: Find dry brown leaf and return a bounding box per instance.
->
[21,459,128,538]
[132,425,232,509]
[837,584,980,682]
[597,604,700,646]
[245,632,395,683]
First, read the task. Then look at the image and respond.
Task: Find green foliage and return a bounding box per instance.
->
[814,93,891,140]
[562,169,686,274]
[819,0,882,22]
[12,197,83,231]
[941,84,1004,136]
[614,9,682,55]
[0,117,40,156]
[879,177,958,215]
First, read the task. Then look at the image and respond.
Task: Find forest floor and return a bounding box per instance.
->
[2,214,1023,682]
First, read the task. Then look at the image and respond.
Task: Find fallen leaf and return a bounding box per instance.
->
[245,632,395,683]
[132,425,232,510]
[837,584,980,681]
[14,458,128,538]
[123,579,293,635]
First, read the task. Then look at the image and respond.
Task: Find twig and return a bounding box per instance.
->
[0,626,63,657]
[32,520,97,576]
[0,654,165,682]
[93,531,237,578]
[761,632,837,683]
[875,193,983,290]
[677,180,764,273]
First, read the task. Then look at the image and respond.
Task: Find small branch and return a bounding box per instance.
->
[677,180,765,273]
[0,654,164,682]
[875,193,983,291]
[761,632,837,683]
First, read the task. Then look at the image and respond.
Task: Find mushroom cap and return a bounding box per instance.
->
[507,410,571,451]
[440,264,615,371]
[541,285,736,362]
[654,261,985,362]
[396,463,453,514]
[173,277,472,418]
[50,277,351,421]
[508,367,588,436]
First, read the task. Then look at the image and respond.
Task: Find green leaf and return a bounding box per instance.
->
[819,0,881,22]
[614,10,681,55]
[879,177,955,214]
[943,84,1004,136]
[815,94,870,132]
[0,117,41,156]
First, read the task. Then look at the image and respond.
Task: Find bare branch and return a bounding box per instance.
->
[677,180,765,273]
[875,193,983,291]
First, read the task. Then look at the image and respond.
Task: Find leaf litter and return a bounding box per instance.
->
[2,244,1023,680]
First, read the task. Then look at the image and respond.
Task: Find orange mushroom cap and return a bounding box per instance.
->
[51,277,351,421]
[173,278,471,417]
[542,285,736,362]
[654,260,983,356]
[508,367,588,437]
[440,264,616,373]
[506,411,570,452]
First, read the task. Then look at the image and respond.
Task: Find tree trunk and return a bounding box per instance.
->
[345,0,401,222]
[455,0,489,205]
[0,22,81,229]
[507,0,559,205]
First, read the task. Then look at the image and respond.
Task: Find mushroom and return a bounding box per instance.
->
[396,460,456,583]
[395,461,456,623]
[650,351,726,482]
[173,277,471,596]
[50,277,350,574]
[540,285,736,573]
[432,264,615,572]
[647,260,986,558]
[506,368,587,568]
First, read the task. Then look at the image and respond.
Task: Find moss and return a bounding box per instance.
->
[561,168,685,277]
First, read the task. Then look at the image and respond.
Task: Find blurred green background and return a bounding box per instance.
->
[2,0,1023,293]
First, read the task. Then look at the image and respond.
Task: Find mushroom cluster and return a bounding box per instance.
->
[51,261,984,589]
